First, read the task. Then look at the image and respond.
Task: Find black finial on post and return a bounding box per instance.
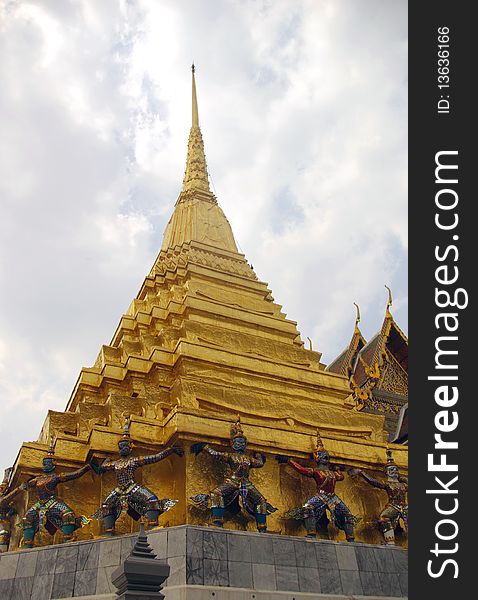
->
[111,523,170,599]
[191,62,195,73]
[130,522,156,559]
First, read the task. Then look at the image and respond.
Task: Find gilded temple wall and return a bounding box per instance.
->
[7,407,406,550]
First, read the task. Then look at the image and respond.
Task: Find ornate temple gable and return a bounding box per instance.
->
[351,334,381,390]
[384,319,408,372]
[326,297,408,439]
[363,314,408,378]
[327,304,366,380]
[376,349,408,396]
[353,311,408,437]
[327,327,366,379]
[357,317,408,394]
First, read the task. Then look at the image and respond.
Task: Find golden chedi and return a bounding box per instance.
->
[6,66,407,549]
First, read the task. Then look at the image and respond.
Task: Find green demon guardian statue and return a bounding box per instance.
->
[190,416,277,533]
[276,430,356,541]
[20,437,92,547]
[349,449,408,545]
[91,417,184,535]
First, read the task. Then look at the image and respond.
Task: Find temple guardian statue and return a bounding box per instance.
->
[349,449,408,545]
[0,468,22,552]
[190,417,277,532]
[276,430,356,541]
[91,417,184,535]
[19,438,92,547]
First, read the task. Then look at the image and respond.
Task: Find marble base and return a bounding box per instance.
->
[0,525,408,599]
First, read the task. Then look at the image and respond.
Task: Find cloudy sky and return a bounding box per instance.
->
[0,0,407,473]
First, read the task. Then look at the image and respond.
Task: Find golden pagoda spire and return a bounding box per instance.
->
[160,65,238,253]
[181,64,212,196]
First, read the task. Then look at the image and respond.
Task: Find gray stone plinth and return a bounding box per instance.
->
[0,525,407,599]
[163,585,405,599]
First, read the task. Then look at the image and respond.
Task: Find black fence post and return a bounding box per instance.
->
[111,523,170,600]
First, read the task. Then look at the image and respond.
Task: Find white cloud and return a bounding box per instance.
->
[0,0,407,473]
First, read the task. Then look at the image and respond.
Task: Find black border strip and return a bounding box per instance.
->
[409,3,474,598]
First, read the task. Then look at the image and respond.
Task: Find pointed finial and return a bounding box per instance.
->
[353,302,361,328]
[385,285,393,316]
[130,521,157,559]
[191,63,199,128]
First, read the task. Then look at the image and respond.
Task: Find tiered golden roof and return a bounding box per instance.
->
[327,289,408,437]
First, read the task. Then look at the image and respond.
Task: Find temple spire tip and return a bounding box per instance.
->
[191,63,199,128]
[177,63,212,196]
